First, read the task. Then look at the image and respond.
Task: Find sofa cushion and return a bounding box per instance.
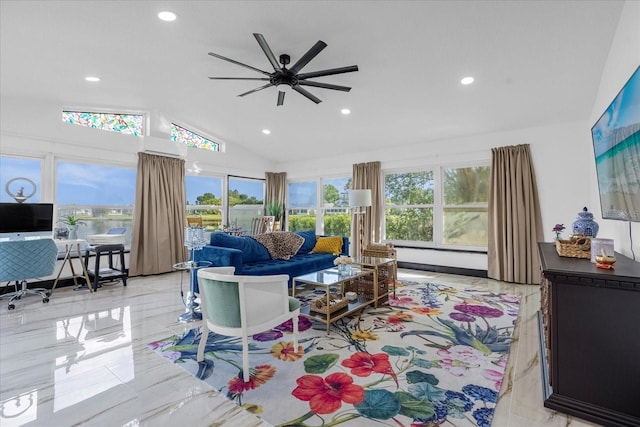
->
[210,232,270,263]
[252,232,304,260]
[295,230,317,254]
[311,236,344,255]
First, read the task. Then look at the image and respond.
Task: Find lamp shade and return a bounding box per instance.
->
[348,189,372,208]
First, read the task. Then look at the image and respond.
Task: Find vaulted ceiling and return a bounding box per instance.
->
[0,1,625,163]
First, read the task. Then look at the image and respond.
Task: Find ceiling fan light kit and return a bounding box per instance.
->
[208,33,358,106]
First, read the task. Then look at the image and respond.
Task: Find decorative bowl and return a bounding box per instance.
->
[595,254,616,269]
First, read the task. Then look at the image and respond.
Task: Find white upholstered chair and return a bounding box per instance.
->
[196,266,300,382]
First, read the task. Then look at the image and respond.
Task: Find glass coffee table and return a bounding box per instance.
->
[292,266,375,335]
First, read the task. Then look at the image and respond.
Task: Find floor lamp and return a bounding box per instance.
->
[349,189,372,257]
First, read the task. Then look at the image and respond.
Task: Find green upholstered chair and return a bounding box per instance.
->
[196,266,300,382]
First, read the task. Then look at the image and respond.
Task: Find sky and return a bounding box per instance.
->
[0,157,264,206]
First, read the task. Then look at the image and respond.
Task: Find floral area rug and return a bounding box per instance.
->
[148,279,521,427]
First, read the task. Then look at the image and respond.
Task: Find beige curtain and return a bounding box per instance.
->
[488,144,543,284]
[265,172,287,230]
[352,161,382,256]
[130,153,187,276]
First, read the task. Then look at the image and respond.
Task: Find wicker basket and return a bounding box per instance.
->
[362,243,397,287]
[555,235,591,259]
[310,295,348,314]
[343,273,390,302]
[362,243,397,260]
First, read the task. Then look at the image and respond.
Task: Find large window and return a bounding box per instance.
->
[322,177,351,236]
[228,177,264,231]
[56,161,136,247]
[288,181,317,232]
[0,156,42,203]
[185,175,223,231]
[288,177,351,236]
[442,166,490,246]
[384,165,489,249]
[385,171,434,242]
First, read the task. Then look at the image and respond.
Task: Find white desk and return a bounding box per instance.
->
[52,239,94,293]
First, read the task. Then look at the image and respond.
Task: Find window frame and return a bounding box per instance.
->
[287,174,352,236]
[185,172,224,231]
[383,161,490,251]
[54,156,137,248]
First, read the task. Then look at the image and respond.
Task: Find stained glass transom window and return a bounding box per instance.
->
[171,123,220,152]
[62,111,144,136]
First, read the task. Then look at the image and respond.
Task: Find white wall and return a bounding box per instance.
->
[280,119,592,270]
[587,0,640,259]
[278,0,640,267]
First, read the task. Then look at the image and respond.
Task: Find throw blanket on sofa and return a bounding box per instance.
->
[252,232,304,260]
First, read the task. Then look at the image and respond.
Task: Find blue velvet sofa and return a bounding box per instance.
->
[193,230,349,290]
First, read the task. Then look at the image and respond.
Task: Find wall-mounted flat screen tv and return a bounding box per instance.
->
[591,65,640,222]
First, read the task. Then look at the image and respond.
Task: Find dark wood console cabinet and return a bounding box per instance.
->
[538,243,640,427]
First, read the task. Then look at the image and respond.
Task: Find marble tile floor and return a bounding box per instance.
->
[0,269,602,427]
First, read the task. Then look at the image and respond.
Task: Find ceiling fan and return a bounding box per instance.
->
[208,33,358,106]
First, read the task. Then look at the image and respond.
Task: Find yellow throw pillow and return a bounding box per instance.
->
[311,236,343,255]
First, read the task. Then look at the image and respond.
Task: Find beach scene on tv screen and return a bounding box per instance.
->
[591,66,640,222]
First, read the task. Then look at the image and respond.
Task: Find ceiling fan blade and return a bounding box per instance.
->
[277,91,285,106]
[298,80,351,92]
[253,33,282,72]
[292,85,322,104]
[209,77,270,80]
[238,83,274,97]
[208,52,272,76]
[289,40,327,74]
[297,65,359,80]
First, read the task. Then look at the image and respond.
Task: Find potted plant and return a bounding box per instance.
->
[266,201,284,231]
[61,215,86,240]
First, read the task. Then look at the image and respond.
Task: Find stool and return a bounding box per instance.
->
[85,244,127,289]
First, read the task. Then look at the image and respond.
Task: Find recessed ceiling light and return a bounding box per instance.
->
[262,129,271,135]
[341,108,351,115]
[158,11,177,22]
[85,76,100,82]
[461,76,474,85]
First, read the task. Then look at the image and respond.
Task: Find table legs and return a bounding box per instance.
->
[51,243,94,294]
[178,267,202,323]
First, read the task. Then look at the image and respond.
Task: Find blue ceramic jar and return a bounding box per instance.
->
[572,207,599,237]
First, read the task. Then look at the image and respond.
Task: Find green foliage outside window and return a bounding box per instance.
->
[323,184,340,204]
[288,215,315,232]
[288,213,351,237]
[385,208,434,241]
[228,189,262,206]
[385,171,435,242]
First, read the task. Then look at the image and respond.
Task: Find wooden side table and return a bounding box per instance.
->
[51,239,93,293]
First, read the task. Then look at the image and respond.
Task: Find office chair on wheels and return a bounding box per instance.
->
[0,239,58,310]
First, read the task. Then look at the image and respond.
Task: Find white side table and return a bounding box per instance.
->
[51,239,94,293]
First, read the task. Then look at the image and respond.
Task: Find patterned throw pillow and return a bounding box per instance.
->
[252,232,304,260]
[310,236,343,255]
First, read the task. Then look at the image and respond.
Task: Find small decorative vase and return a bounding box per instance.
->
[68,225,78,240]
[572,207,599,238]
[338,264,349,274]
